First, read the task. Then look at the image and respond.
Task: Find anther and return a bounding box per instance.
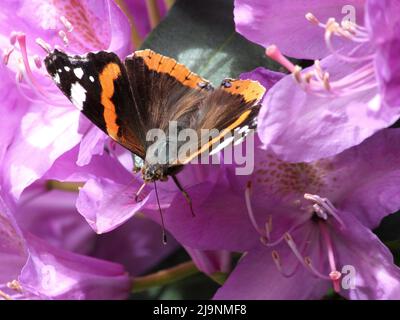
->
[313,203,328,220]
[35,38,51,54]
[323,72,331,91]
[58,30,69,46]
[292,65,303,84]
[60,16,74,32]
[7,280,22,292]
[305,12,320,25]
[33,55,42,69]
[271,250,283,271]
[9,31,19,45]
[2,46,14,65]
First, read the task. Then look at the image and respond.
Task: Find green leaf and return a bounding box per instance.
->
[140,0,280,85]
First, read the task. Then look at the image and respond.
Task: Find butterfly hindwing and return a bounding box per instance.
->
[176,78,266,164]
[44,49,146,158]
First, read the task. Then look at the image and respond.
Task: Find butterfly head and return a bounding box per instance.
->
[141,164,169,182]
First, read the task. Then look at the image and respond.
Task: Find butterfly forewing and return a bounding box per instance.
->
[44,49,146,158]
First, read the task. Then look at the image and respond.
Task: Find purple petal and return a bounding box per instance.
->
[19,234,131,300]
[214,244,329,299]
[15,184,95,255]
[234,0,365,59]
[328,129,400,228]
[146,178,258,251]
[258,54,399,162]
[365,0,400,44]
[240,67,285,91]
[366,0,400,109]
[0,195,27,283]
[185,246,231,275]
[76,177,150,234]
[93,216,179,276]
[17,182,178,277]
[334,214,400,299]
[3,105,81,199]
[77,124,108,166]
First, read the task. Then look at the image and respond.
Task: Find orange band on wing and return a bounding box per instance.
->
[179,109,252,165]
[134,49,210,89]
[222,79,266,103]
[99,63,121,139]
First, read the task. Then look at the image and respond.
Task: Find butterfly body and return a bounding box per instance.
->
[44,49,266,183]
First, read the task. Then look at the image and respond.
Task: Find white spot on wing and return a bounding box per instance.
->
[70,82,86,110]
[73,67,84,79]
[53,73,60,84]
[210,136,235,155]
[238,125,249,135]
[57,68,62,73]
[64,66,70,72]
[89,76,95,82]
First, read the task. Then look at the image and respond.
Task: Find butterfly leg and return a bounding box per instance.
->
[172,175,195,217]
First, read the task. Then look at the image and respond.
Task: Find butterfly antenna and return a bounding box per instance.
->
[172,175,195,217]
[154,182,167,245]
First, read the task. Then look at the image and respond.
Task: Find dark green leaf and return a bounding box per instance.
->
[140,0,281,85]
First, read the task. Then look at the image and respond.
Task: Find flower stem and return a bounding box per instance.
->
[146,0,161,29]
[46,180,84,193]
[115,0,143,48]
[164,0,175,9]
[131,261,200,293]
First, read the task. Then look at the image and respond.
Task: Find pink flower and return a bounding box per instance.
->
[0,193,131,300]
[0,0,132,199]
[235,0,400,161]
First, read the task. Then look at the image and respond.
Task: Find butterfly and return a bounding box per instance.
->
[44,48,266,222]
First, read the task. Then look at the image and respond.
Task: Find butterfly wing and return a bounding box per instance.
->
[176,78,266,164]
[44,49,146,158]
[124,49,213,138]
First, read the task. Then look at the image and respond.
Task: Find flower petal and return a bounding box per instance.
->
[258,55,400,162]
[234,0,365,59]
[334,214,400,299]
[4,105,81,199]
[214,244,329,299]
[185,246,231,275]
[19,234,130,300]
[328,129,400,228]
[76,177,150,234]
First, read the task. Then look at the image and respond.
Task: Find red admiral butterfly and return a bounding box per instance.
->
[44,49,265,238]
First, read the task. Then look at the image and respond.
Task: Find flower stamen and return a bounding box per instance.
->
[245,181,265,236]
[58,30,69,46]
[35,38,52,54]
[265,45,297,73]
[271,250,300,278]
[304,193,344,228]
[2,46,15,65]
[60,16,74,33]
[319,221,341,292]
